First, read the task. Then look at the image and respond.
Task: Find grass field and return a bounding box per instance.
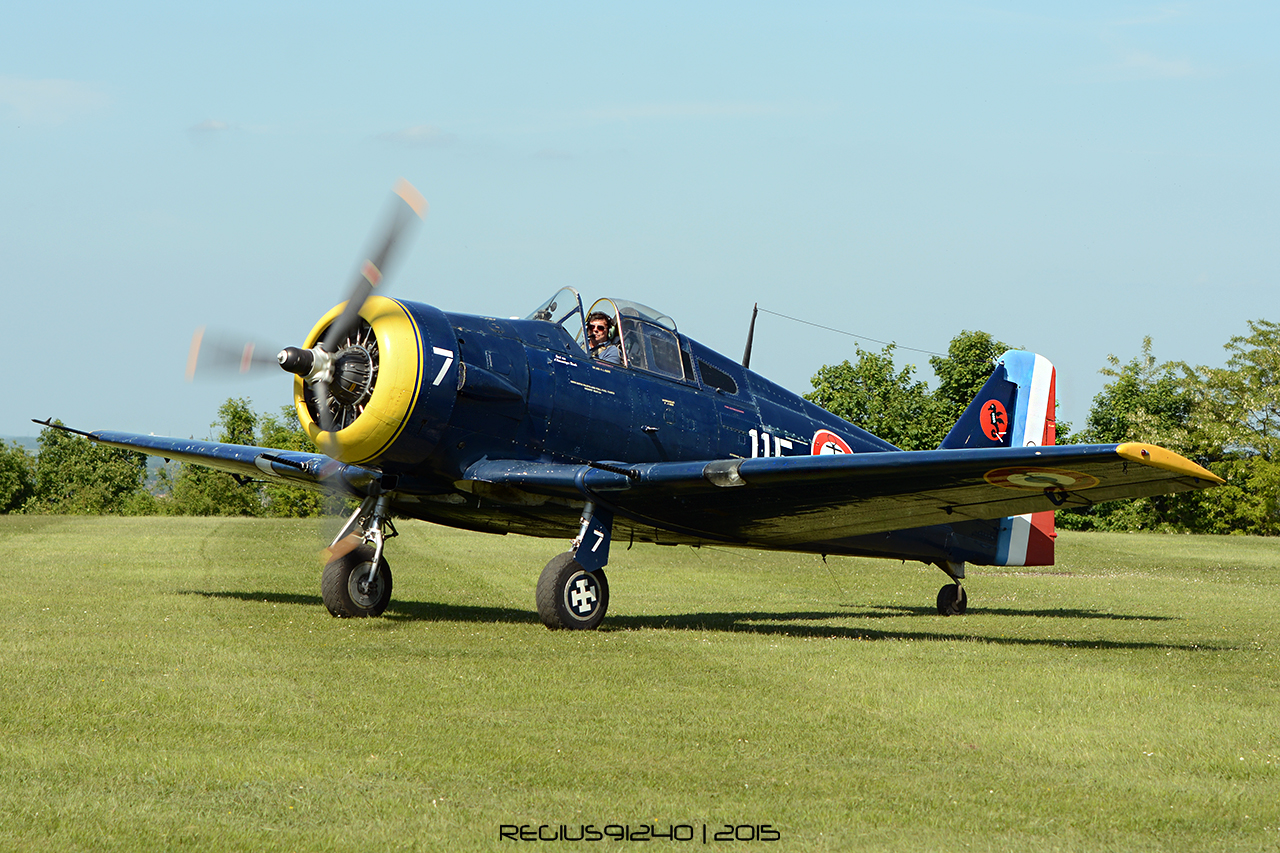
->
[2,516,1277,852]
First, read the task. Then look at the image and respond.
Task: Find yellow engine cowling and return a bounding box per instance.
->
[294,296,426,465]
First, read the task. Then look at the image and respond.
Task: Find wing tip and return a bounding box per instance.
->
[1115,442,1225,486]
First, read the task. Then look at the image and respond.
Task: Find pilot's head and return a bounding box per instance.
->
[587,312,613,347]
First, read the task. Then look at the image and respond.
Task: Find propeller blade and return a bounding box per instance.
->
[322,532,364,564]
[186,327,282,381]
[321,179,427,353]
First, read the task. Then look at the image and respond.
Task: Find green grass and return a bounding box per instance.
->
[2,516,1277,851]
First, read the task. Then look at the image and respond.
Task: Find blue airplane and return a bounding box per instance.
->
[42,182,1223,629]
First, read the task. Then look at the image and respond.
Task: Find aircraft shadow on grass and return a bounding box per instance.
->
[185,589,1220,653]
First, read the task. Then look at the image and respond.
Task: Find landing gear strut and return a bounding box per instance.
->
[934,560,967,616]
[322,493,398,618]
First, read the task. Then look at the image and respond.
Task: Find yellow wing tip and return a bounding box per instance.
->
[394,178,428,218]
[1116,443,1225,485]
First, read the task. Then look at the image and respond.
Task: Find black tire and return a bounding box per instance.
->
[536,552,609,630]
[936,583,967,616]
[322,545,393,618]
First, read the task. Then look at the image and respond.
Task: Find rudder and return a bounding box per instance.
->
[940,350,1057,566]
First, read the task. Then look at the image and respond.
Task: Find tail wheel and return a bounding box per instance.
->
[322,545,393,618]
[936,583,967,616]
[536,552,609,630]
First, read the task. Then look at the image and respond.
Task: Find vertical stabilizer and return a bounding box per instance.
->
[941,351,1058,566]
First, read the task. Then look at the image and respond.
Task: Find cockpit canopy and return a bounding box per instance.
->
[524,287,687,380]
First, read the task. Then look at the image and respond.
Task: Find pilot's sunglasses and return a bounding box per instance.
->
[589,323,608,331]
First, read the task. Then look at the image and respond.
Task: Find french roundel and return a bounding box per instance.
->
[984,467,1100,491]
[812,429,853,455]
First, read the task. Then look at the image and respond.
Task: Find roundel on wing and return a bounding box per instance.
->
[981,399,1008,442]
[812,429,853,455]
[985,467,1100,491]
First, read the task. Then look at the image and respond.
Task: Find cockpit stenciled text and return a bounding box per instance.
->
[498,824,780,842]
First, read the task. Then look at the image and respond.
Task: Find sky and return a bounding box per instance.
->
[3,2,1277,442]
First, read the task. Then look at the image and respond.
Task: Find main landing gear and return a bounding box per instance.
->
[316,491,616,627]
[934,560,967,616]
[536,500,614,630]
[323,545,393,617]
[322,493,397,618]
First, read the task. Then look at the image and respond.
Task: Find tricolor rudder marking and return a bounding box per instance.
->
[994,351,1058,566]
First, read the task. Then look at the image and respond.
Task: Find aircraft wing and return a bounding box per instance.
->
[73,428,386,498]
[461,442,1222,547]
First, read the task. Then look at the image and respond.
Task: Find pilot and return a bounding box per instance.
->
[587,312,623,365]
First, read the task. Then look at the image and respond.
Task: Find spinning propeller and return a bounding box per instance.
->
[187,179,427,444]
[183,180,427,566]
[276,179,427,443]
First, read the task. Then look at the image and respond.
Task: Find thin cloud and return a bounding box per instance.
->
[583,101,792,122]
[532,148,573,160]
[0,75,111,125]
[1096,5,1205,80]
[1116,49,1199,79]
[379,124,458,148]
[1108,5,1190,28]
[189,119,232,133]
[187,119,236,146]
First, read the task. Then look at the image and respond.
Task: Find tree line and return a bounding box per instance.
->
[806,319,1278,535]
[3,320,1276,534]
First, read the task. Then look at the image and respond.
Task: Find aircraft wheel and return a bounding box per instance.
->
[322,545,393,618]
[536,552,609,630]
[936,583,967,616]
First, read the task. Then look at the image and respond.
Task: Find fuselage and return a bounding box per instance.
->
[294,296,978,564]
[441,308,894,469]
